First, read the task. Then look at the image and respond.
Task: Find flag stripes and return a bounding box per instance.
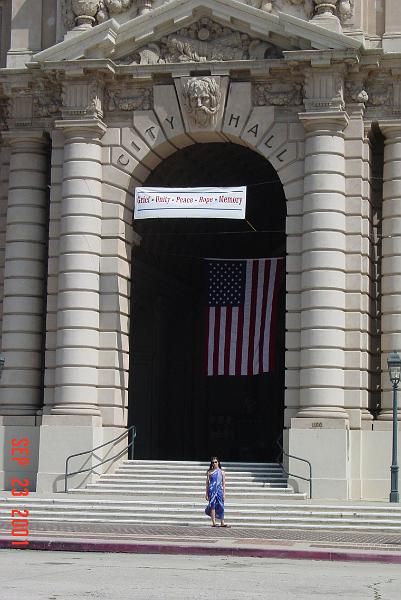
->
[206,258,283,376]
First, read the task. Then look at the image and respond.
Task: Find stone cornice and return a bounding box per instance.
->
[283,48,360,68]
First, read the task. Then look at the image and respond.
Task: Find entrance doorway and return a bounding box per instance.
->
[129,142,286,461]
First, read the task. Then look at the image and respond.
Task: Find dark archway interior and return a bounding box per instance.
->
[129,142,286,461]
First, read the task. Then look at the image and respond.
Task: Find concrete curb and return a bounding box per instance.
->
[1,538,401,564]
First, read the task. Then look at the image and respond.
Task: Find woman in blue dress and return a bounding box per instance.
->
[205,456,228,527]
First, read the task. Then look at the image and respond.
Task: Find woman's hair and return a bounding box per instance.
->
[208,456,221,471]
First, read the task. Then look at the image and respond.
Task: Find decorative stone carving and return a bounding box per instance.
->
[344,82,368,105]
[62,0,134,29]
[33,81,62,119]
[106,86,153,111]
[392,76,401,114]
[62,80,104,118]
[313,0,337,17]
[105,0,134,14]
[247,0,312,18]
[117,18,282,65]
[363,74,392,108]
[0,98,10,131]
[5,87,34,125]
[365,77,393,107]
[182,77,221,128]
[254,81,303,106]
[313,0,353,21]
[137,0,152,13]
[337,0,353,21]
[304,70,344,111]
[71,0,100,27]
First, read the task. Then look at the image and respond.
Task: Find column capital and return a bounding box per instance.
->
[379,120,401,139]
[1,129,49,147]
[299,111,349,133]
[54,118,106,139]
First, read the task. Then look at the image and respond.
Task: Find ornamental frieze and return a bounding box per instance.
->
[116,18,282,65]
[254,81,303,106]
[32,81,62,119]
[344,81,368,105]
[365,75,393,107]
[0,98,10,131]
[106,86,153,111]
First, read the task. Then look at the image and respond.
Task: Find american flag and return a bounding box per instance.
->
[205,258,283,376]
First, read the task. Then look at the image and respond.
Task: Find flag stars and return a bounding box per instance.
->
[208,260,246,307]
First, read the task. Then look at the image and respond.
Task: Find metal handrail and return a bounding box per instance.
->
[64,425,136,493]
[276,436,312,499]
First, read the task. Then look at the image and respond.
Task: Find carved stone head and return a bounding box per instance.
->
[182,77,221,128]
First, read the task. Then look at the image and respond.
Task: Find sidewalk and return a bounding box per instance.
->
[1,520,401,564]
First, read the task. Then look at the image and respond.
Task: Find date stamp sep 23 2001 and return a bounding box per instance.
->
[10,437,30,546]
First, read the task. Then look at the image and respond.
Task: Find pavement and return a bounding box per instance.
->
[2,550,401,600]
[1,519,401,564]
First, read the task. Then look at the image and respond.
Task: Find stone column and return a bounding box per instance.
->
[36,119,106,492]
[379,121,401,421]
[287,111,350,500]
[297,112,349,422]
[0,130,48,491]
[0,130,49,416]
[51,119,105,417]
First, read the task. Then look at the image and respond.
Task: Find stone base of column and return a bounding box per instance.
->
[359,428,401,500]
[285,421,401,500]
[286,419,350,500]
[0,417,40,492]
[376,409,401,422]
[294,406,349,420]
[36,416,123,493]
[373,420,401,431]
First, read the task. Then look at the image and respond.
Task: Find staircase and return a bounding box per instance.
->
[1,461,400,532]
[72,460,304,500]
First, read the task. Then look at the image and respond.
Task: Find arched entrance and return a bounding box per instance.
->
[129,142,286,461]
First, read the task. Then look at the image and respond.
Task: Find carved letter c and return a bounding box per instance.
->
[117,154,130,167]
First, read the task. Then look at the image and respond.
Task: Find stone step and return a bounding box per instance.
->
[1,504,400,521]
[115,471,284,479]
[110,472,286,480]
[79,483,296,501]
[121,461,280,469]
[3,498,400,514]
[115,467,284,473]
[1,510,400,532]
[96,477,288,487]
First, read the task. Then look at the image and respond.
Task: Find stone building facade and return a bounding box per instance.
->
[0,0,401,500]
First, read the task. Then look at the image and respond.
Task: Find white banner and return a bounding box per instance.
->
[134,186,247,220]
